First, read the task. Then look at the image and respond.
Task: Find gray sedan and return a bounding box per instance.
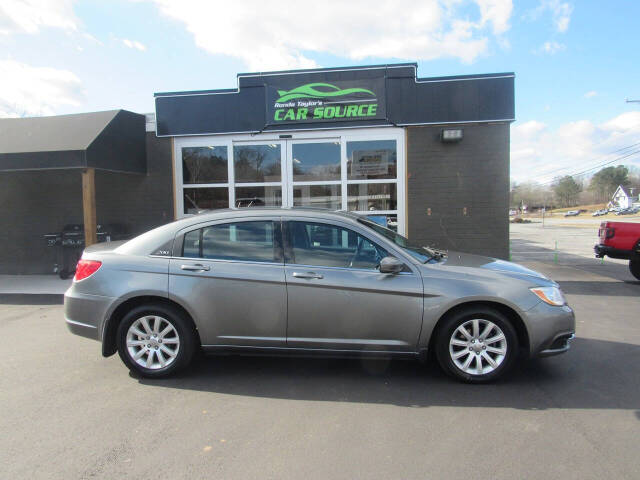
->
[65,209,575,383]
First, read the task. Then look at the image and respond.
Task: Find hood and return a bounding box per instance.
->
[437,251,554,284]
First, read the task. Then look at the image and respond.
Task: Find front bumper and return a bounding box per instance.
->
[538,333,575,357]
[64,287,115,342]
[524,302,576,358]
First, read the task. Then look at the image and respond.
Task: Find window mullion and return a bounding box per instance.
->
[340,136,347,211]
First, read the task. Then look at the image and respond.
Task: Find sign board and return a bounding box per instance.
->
[351,149,389,176]
[265,74,386,125]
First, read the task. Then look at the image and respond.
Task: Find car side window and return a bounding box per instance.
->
[183,221,277,263]
[288,221,388,270]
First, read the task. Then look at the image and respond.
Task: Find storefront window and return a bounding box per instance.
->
[183,187,229,214]
[235,186,282,207]
[293,185,341,209]
[291,142,341,181]
[347,140,397,180]
[347,183,397,211]
[234,144,281,183]
[365,214,398,232]
[176,131,403,234]
[182,146,228,184]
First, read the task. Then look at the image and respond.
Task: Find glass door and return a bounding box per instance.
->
[231,140,285,208]
[286,139,342,210]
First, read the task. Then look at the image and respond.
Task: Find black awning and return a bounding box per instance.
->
[0,110,146,173]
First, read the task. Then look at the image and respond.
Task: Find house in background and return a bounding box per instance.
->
[610,185,640,209]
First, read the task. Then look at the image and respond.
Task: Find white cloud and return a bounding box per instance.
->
[122,38,147,51]
[584,90,597,98]
[147,0,513,70]
[535,40,565,54]
[511,111,640,183]
[0,59,83,117]
[526,0,573,33]
[475,0,513,34]
[601,111,640,132]
[0,0,77,35]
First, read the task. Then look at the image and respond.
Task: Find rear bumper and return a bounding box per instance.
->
[594,244,633,260]
[64,288,115,342]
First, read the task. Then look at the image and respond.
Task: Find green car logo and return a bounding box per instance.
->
[276,83,375,103]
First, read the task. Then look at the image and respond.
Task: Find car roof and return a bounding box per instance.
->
[180,207,364,225]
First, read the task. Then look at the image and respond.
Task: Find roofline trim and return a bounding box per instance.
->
[154,63,515,98]
[154,118,515,138]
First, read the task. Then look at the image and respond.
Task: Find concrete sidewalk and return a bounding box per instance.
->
[0,275,72,294]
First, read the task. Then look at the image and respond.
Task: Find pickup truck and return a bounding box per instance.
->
[594,221,640,280]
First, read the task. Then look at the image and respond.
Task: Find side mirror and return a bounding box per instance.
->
[379,256,405,274]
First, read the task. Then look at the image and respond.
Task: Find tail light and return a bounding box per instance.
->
[598,223,615,240]
[74,260,102,281]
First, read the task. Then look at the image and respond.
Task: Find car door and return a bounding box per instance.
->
[168,216,287,347]
[283,218,423,352]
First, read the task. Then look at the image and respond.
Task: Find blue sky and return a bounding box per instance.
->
[1,0,638,183]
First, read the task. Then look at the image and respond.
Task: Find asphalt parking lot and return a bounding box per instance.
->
[1,222,639,479]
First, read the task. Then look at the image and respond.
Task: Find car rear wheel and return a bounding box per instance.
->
[435,307,518,383]
[116,303,196,378]
[630,260,640,281]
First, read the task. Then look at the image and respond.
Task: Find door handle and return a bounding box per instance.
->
[292,271,323,279]
[181,264,210,272]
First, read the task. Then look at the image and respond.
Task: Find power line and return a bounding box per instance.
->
[537,149,640,186]
[526,141,640,181]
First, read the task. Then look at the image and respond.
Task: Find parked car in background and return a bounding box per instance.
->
[564,210,580,217]
[615,207,637,215]
[595,221,640,280]
[592,209,608,217]
[64,208,575,383]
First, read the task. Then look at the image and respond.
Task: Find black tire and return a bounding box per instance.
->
[435,307,519,383]
[59,269,70,279]
[630,260,640,281]
[116,303,197,378]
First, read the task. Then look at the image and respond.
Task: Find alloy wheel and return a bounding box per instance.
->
[126,315,180,370]
[448,318,507,375]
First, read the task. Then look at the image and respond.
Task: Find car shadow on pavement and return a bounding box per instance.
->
[136,337,640,414]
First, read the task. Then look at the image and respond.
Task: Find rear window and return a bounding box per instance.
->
[183,221,277,263]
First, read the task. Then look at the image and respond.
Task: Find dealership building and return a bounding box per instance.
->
[0,63,514,275]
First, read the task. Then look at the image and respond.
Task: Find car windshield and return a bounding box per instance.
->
[357,218,444,263]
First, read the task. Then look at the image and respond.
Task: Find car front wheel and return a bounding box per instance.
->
[116,303,196,378]
[435,308,518,383]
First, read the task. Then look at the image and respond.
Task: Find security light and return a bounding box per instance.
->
[441,129,463,142]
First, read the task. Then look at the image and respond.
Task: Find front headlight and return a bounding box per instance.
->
[530,286,566,306]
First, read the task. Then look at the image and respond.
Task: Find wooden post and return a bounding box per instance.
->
[82,168,97,247]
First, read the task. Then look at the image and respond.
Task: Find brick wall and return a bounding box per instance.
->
[95,134,174,235]
[0,170,83,274]
[406,123,510,259]
[0,133,174,274]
